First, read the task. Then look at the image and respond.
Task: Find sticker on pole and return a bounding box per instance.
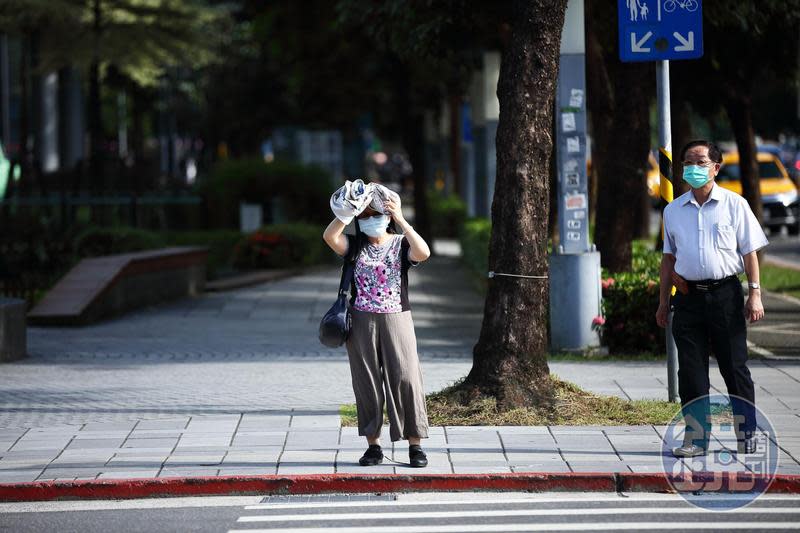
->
[618,0,703,62]
[660,393,779,510]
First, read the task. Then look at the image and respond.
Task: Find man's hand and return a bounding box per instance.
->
[744,291,765,323]
[656,302,670,328]
[671,271,689,295]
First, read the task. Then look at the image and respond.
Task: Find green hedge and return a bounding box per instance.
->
[458,219,664,355]
[232,223,328,270]
[429,191,468,238]
[161,230,242,279]
[197,158,332,228]
[72,226,243,279]
[74,226,165,258]
[459,217,491,291]
[599,241,665,354]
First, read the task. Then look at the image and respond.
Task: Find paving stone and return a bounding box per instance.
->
[158,467,219,478]
[218,466,276,476]
[0,469,44,482]
[66,438,125,450]
[97,470,160,479]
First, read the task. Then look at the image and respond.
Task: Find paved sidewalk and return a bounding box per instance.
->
[1,244,799,485]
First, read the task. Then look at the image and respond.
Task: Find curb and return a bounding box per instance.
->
[1,472,799,502]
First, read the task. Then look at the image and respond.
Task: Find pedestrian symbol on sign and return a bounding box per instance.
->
[627,0,651,21]
[618,0,703,62]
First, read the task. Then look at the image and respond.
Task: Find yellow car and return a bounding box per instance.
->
[716,152,799,235]
[647,151,660,204]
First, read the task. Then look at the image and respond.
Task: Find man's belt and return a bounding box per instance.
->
[686,275,739,292]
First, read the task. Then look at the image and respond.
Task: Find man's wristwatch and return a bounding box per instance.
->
[748,282,760,290]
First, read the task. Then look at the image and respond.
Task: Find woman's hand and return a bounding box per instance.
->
[383,199,405,225]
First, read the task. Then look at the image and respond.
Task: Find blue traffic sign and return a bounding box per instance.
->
[618,0,703,62]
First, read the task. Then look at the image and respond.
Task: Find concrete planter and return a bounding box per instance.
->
[0,298,27,362]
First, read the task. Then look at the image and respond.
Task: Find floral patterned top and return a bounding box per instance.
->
[349,234,417,313]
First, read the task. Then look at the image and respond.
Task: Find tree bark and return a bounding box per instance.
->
[393,57,432,245]
[464,0,567,409]
[725,98,762,223]
[17,32,32,196]
[586,2,652,272]
[88,0,103,209]
[448,91,462,195]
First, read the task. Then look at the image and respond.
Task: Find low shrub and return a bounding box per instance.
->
[73,226,165,258]
[198,158,333,228]
[598,240,665,354]
[429,191,468,238]
[162,230,242,279]
[232,223,328,270]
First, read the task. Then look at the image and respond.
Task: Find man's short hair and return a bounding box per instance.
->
[680,140,723,164]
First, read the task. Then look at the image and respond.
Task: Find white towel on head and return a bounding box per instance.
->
[330,179,374,224]
[329,180,400,224]
[368,184,401,214]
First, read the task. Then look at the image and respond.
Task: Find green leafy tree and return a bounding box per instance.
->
[335,0,507,243]
[0,0,227,192]
[672,0,800,222]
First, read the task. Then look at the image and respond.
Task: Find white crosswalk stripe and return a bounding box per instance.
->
[227,493,800,533]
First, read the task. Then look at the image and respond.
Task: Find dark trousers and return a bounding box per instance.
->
[671,279,756,447]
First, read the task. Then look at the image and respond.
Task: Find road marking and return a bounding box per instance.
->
[0,496,263,514]
[243,493,795,511]
[228,522,800,533]
[237,507,800,523]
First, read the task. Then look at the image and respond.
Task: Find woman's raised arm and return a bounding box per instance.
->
[323,218,349,256]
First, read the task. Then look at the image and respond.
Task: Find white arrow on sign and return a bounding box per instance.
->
[631,31,653,53]
[673,31,695,52]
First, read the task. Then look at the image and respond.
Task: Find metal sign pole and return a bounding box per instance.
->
[657,59,679,403]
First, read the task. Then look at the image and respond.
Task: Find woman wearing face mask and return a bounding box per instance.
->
[323,191,432,468]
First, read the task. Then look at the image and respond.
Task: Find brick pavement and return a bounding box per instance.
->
[2,245,799,483]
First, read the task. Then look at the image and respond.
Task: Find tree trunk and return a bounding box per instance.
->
[392,56,432,245]
[17,32,32,195]
[586,2,653,272]
[671,99,693,199]
[464,0,568,409]
[594,61,651,272]
[405,112,432,246]
[88,0,103,220]
[725,98,762,223]
[448,91,462,195]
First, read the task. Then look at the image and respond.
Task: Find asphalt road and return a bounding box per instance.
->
[767,234,800,266]
[2,493,800,533]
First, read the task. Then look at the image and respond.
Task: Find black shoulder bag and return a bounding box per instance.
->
[318,242,355,348]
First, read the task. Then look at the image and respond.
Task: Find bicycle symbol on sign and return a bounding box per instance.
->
[664,0,698,13]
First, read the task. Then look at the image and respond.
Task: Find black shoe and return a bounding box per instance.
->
[359,445,383,466]
[409,445,428,468]
[737,436,757,455]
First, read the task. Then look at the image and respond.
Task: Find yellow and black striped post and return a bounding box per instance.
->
[657,60,679,403]
[659,147,673,213]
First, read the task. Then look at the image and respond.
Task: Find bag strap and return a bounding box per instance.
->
[338,236,356,297]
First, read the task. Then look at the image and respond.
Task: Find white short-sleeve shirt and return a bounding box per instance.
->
[663,183,768,281]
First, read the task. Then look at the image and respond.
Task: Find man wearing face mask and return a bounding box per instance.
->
[656,140,768,458]
[323,184,432,468]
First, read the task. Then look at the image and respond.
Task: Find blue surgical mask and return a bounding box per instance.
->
[359,215,389,237]
[683,165,711,189]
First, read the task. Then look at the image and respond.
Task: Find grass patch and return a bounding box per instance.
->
[548,352,665,362]
[340,375,679,427]
[761,264,800,299]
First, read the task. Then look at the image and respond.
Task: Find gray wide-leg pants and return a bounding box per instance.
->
[346,309,429,442]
